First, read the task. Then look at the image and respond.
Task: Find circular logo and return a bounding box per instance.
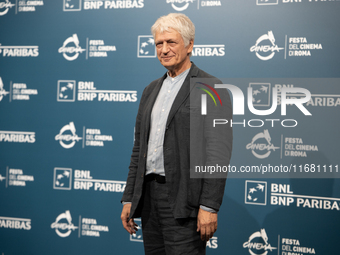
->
[51,210,78,238]
[246,130,279,159]
[55,122,82,149]
[58,34,85,61]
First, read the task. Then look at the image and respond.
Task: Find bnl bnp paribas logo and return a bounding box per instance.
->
[137,35,156,58]
[63,0,144,11]
[245,180,267,205]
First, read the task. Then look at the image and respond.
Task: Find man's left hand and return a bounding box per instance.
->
[196,208,217,241]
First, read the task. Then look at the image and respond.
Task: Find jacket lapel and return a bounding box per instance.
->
[144,74,166,138]
[166,63,199,127]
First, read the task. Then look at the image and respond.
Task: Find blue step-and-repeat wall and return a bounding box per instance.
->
[1,1,340,254]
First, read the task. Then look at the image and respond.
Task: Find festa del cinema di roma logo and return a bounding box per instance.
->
[243,229,277,255]
[167,0,194,11]
[0,0,15,16]
[246,129,279,159]
[250,31,284,61]
[58,34,85,61]
[51,210,78,238]
[55,122,82,149]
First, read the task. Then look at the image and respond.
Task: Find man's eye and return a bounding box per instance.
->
[156,43,163,48]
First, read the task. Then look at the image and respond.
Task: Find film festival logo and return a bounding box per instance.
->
[243,229,277,255]
[0,77,9,101]
[63,0,81,11]
[245,180,267,206]
[137,35,156,58]
[51,210,78,238]
[0,0,15,16]
[57,80,76,102]
[250,31,284,61]
[166,0,194,11]
[246,129,280,159]
[58,34,85,61]
[55,122,82,149]
[53,168,72,190]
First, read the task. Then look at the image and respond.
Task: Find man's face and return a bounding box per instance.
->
[155,28,193,72]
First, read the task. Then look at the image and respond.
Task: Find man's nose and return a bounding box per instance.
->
[161,42,170,54]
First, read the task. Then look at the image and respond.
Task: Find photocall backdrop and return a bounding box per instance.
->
[1,1,340,254]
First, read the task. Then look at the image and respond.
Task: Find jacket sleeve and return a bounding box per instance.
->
[121,88,147,203]
[198,80,233,211]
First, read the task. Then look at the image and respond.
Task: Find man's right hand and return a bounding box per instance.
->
[121,203,138,234]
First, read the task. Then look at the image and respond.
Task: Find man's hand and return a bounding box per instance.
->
[196,208,218,241]
[121,203,138,234]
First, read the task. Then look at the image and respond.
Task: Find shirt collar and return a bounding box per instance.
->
[166,67,190,82]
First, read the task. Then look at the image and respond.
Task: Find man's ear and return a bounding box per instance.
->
[187,40,194,54]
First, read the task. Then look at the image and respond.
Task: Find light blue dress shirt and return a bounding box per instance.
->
[146,68,190,176]
[144,68,215,213]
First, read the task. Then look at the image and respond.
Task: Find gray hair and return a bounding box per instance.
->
[151,13,195,47]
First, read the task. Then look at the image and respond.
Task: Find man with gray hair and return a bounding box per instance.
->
[121,13,232,254]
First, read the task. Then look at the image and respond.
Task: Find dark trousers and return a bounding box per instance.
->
[141,178,206,255]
